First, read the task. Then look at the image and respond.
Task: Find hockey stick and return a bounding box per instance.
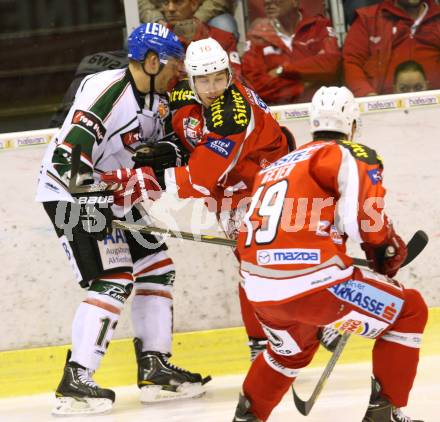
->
[69,144,111,195]
[66,146,240,246]
[293,332,350,416]
[69,144,81,193]
[68,145,429,265]
[112,220,237,247]
[109,222,428,269]
[291,230,429,416]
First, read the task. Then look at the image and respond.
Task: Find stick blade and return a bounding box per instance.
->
[291,333,350,416]
[404,230,428,265]
[292,388,312,416]
[353,229,428,268]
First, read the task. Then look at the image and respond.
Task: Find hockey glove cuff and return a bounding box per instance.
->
[101,167,162,208]
[361,227,407,278]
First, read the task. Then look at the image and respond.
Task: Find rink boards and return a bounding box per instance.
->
[1,308,439,398]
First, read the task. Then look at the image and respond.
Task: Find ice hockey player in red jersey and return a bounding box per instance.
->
[102,37,294,360]
[102,38,345,360]
[231,86,428,422]
[164,37,292,210]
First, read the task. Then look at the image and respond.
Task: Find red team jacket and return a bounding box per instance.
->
[237,139,391,305]
[164,79,290,211]
[242,14,341,104]
[343,0,440,96]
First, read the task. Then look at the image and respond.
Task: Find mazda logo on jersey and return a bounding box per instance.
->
[204,137,235,158]
[72,110,106,144]
[257,248,321,265]
[257,251,271,264]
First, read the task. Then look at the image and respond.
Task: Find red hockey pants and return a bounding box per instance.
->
[242,267,428,421]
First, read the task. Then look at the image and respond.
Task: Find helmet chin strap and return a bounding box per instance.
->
[142,61,165,110]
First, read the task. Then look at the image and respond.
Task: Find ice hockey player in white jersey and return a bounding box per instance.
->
[36,23,210,416]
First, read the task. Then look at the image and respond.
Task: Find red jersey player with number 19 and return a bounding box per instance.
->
[232,87,428,422]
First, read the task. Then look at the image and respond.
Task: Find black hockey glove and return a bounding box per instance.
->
[71,191,114,241]
[132,132,189,188]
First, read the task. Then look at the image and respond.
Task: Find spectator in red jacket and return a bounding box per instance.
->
[241,0,341,105]
[393,60,429,93]
[160,0,242,77]
[343,0,440,97]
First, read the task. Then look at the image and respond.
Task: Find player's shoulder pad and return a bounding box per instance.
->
[169,79,198,111]
[204,83,251,136]
[336,139,383,167]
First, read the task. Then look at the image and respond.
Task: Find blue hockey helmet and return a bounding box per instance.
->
[127,23,184,64]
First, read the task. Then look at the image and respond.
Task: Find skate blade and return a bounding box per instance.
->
[140,382,206,403]
[52,396,113,416]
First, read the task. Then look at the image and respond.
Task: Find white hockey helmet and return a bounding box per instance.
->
[184,38,232,101]
[309,86,360,136]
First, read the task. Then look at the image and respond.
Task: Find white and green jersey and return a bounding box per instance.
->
[36,68,169,203]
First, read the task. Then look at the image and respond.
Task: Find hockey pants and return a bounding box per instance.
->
[241,267,428,421]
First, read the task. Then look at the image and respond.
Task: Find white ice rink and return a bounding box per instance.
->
[1,357,438,422]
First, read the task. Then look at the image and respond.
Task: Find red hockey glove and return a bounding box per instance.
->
[361,228,407,278]
[100,167,162,206]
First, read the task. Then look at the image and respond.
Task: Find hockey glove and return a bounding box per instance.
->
[71,191,114,241]
[132,133,189,188]
[361,227,408,278]
[100,167,162,207]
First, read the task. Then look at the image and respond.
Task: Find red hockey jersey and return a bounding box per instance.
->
[236,138,391,305]
[164,79,290,211]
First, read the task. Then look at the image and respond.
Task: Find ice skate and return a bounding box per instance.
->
[318,326,342,352]
[362,378,423,422]
[134,337,211,403]
[247,337,268,361]
[232,393,262,421]
[52,350,115,416]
